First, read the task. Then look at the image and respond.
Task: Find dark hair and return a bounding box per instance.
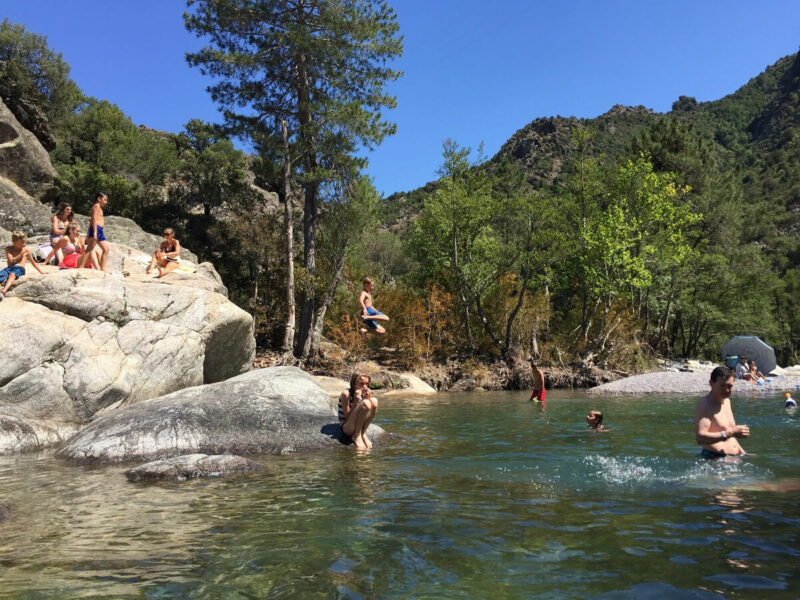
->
[55,203,72,219]
[710,365,733,382]
[590,410,603,426]
[94,192,107,201]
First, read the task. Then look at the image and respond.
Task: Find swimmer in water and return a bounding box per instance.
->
[587,410,607,431]
[694,365,749,459]
[785,393,797,409]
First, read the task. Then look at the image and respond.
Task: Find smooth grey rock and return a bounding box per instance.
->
[0,413,79,454]
[0,176,52,235]
[10,270,253,384]
[0,98,57,197]
[0,270,254,454]
[58,367,388,464]
[125,454,264,482]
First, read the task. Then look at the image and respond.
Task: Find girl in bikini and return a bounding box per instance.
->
[146,228,182,278]
[43,223,100,269]
[49,203,73,263]
[338,372,379,450]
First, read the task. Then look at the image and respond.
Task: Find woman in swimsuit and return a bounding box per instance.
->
[339,372,379,450]
[49,204,73,263]
[44,223,100,269]
[146,228,182,278]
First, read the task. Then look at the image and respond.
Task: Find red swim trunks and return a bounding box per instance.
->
[530,389,546,403]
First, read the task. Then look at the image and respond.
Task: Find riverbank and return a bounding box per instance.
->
[252,345,624,393]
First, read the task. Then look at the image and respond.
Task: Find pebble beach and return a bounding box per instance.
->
[587,370,800,395]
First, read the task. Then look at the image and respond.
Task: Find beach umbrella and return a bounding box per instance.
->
[720,336,777,374]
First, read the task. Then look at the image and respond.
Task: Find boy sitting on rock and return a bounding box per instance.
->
[1,231,45,301]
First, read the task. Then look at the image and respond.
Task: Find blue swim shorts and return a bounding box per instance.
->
[363,306,384,330]
[0,265,25,283]
[87,225,106,242]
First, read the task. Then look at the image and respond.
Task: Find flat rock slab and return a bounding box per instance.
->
[384,372,437,397]
[314,376,349,397]
[125,454,263,482]
[58,366,387,464]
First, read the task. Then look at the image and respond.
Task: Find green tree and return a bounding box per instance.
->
[412,140,497,355]
[167,119,257,261]
[0,19,83,149]
[185,0,403,357]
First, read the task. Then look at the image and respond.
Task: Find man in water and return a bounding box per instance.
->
[528,357,546,404]
[695,365,750,459]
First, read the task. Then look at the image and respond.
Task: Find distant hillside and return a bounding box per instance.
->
[384,50,800,238]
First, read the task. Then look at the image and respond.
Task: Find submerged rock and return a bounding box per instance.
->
[58,367,387,464]
[0,502,11,523]
[125,454,264,482]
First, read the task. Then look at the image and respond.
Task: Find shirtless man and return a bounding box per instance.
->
[79,192,110,272]
[695,365,750,459]
[528,357,546,403]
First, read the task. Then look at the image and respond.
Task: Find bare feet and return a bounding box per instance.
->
[145,268,151,274]
[362,433,373,449]
[157,266,163,277]
[353,435,367,450]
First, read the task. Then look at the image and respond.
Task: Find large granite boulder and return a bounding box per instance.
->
[125,454,264,482]
[0,270,255,454]
[58,367,387,464]
[0,98,57,197]
[0,176,52,235]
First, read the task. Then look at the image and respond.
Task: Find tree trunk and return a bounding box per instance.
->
[475,294,502,351]
[503,276,529,355]
[311,250,347,354]
[294,41,319,358]
[280,120,296,353]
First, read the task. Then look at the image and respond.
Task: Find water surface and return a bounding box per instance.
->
[1,390,798,598]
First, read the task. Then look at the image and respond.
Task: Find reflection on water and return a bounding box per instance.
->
[1,391,798,597]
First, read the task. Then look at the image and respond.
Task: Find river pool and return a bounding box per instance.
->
[1,390,799,598]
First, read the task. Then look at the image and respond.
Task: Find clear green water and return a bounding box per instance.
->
[1,390,799,599]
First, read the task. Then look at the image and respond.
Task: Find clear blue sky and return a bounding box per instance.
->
[3,1,799,196]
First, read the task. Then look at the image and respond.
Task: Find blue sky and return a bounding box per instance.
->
[3,1,799,195]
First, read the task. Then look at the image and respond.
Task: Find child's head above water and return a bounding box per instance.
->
[587,410,603,429]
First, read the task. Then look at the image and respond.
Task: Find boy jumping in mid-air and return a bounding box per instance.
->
[359,276,389,335]
[1,231,45,301]
[79,192,110,272]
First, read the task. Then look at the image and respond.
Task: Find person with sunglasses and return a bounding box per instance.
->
[694,365,750,459]
[145,227,182,278]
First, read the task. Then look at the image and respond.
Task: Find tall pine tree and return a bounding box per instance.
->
[185,0,402,356]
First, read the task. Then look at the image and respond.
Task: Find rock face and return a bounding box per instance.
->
[0,98,57,197]
[125,454,264,482]
[58,367,387,464]
[0,176,52,235]
[0,270,254,454]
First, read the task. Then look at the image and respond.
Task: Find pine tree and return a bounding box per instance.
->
[185,0,402,356]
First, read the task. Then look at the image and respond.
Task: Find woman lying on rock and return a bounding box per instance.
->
[146,228,181,278]
[43,223,100,269]
[339,372,379,450]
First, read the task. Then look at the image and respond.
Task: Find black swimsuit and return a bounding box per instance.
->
[338,391,357,423]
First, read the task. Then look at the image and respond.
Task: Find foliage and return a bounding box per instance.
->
[0,19,83,147]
